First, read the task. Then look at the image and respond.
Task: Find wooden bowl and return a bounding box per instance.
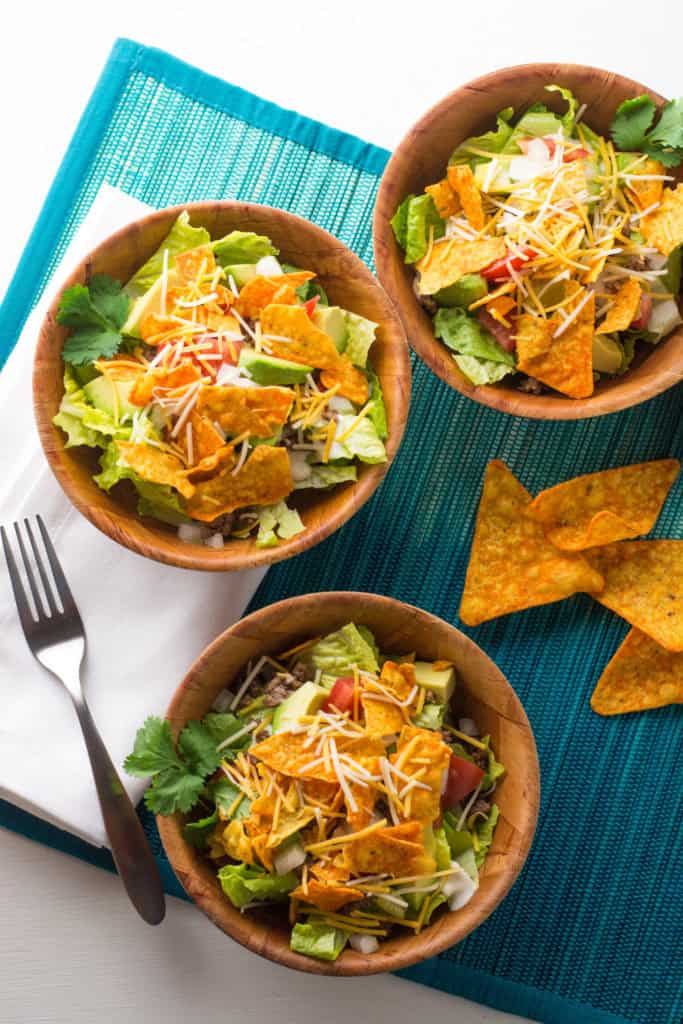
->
[374,63,683,420]
[157,592,540,975]
[34,202,410,571]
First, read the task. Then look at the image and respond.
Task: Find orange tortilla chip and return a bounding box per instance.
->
[266,806,317,849]
[624,159,665,212]
[515,314,554,362]
[290,878,364,912]
[115,441,194,499]
[516,292,595,399]
[174,245,216,283]
[447,164,485,231]
[311,855,351,884]
[179,410,225,465]
[184,445,237,483]
[250,832,275,872]
[233,273,314,319]
[187,445,293,521]
[129,361,200,407]
[527,460,680,550]
[343,821,434,877]
[197,384,293,438]
[362,661,416,738]
[596,279,642,335]
[249,732,336,782]
[139,313,185,344]
[585,541,683,652]
[243,792,276,837]
[319,360,369,405]
[459,461,604,626]
[220,820,254,865]
[416,237,506,296]
[590,628,683,715]
[391,726,450,824]
[259,304,341,369]
[347,756,380,831]
[425,178,460,219]
[641,183,683,256]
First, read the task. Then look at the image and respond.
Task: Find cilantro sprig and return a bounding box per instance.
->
[610,95,683,167]
[56,274,130,365]
[124,713,254,815]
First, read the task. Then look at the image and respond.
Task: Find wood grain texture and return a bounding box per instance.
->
[157,592,540,976]
[33,203,410,571]
[373,63,683,420]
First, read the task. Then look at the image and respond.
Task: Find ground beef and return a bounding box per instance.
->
[209,513,235,536]
[470,798,491,817]
[262,671,304,707]
[517,375,544,394]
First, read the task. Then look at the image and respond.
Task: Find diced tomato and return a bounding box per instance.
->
[630,292,653,330]
[477,309,517,352]
[184,336,244,377]
[303,296,320,319]
[518,136,556,159]
[480,246,537,282]
[441,754,485,810]
[518,136,589,163]
[322,676,355,714]
[563,146,590,163]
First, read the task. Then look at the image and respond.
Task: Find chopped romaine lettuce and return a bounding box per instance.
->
[390,194,415,250]
[433,827,452,872]
[218,863,297,909]
[182,811,218,848]
[308,623,380,676]
[545,85,579,135]
[405,194,445,264]
[480,737,505,791]
[126,211,210,298]
[454,354,515,387]
[472,804,500,868]
[212,230,278,267]
[503,106,563,153]
[329,415,386,464]
[293,463,357,490]
[455,847,479,884]
[290,923,348,961]
[442,811,474,858]
[435,308,514,364]
[94,442,189,525]
[449,108,514,165]
[413,703,445,731]
[53,368,134,448]
[343,312,378,368]
[255,500,305,548]
[366,368,388,440]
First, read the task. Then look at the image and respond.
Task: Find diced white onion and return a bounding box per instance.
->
[177,523,211,543]
[444,861,478,910]
[212,688,233,712]
[458,718,478,737]
[349,934,379,954]
[289,450,312,482]
[205,533,224,549]
[255,256,283,276]
[272,841,306,876]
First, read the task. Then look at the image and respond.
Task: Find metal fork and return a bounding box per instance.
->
[2,516,165,925]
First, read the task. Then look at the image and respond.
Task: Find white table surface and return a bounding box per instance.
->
[0,2,676,1021]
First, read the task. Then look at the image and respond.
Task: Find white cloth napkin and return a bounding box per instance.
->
[0,185,266,847]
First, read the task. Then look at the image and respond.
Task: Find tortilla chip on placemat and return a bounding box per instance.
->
[585,541,683,652]
[516,292,595,399]
[459,461,604,626]
[527,460,680,550]
[590,628,683,715]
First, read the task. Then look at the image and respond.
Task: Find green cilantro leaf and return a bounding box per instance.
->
[210,778,251,820]
[611,95,683,167]
[202,712,252,758]
[647,98,683,150]
[124,717,183,777]
[182,811,219,848]
[56,275,130,366]
[177,720,223,777]
[144,768,206,815]
[611,96,656,150]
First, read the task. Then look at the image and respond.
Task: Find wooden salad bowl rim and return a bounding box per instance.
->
[157,592,541,976]
[373,63,683,420]
[34,201,411,571]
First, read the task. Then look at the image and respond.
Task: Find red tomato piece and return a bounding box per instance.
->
[630,292,653,330]
[477,309,516,352]
[563,146,590,163]
[303,296,320,319]
[441,754,485,809]
[518,136,556,159]
[480,246,536,282]
[322,676,355,714]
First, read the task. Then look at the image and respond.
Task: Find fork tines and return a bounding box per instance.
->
[1,516,79,634]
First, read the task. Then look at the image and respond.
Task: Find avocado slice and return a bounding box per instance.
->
[223,263,258,288]
[272,681,328,733]
[122,270,179,338]
[434,274,488,308]
[413,661,456,704]
[238,348,312,386]
[313,305,348,351]
[84,375,139,419]
[473,161,514,194]
[592,334,623,374]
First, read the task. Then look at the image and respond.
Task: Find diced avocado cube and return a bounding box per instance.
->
[223,263,258,288]
[238,348,312,386]
[271,681,328,733]
[413,661,456,704]
[84,375,139,419]
[592,334,623,374]
[313,305,348,351]
[473,162,514,194]
[434,274,488,308]
[122,269,180,338]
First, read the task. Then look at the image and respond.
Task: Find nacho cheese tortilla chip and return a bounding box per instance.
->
[390,725,451,823]
[425,178,460,219]
[186,445,293,521]
[259,304,341,369]
[641,183,683,256]
[343,821,435,877]
[515,313,554,362]
[115,441,195,499]
[129,362,200,407]
[179,410,225,465]
[362,661,417,737]
[447,164,486,231]
[290,878,364,913]
[585,541,683,652]
[174,245,216,283]
[516,292,595,399]
[319,360,370,406]
[527,460,680,550]
[624,159,665,211]
[416,237,506,296]
[234,272,314,319]
[596,278,642,335]
[459,461,604,626]
[590,628,683,715]
[197,384,293,437]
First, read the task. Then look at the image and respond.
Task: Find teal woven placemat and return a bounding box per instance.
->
[0,38,681,1024]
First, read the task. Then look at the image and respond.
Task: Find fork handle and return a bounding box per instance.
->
[73,699,166,925]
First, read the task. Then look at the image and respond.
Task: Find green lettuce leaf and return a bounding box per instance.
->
[53,368,133,448]
[94,441,188,523]
[255,500,305,548]
[366,367,388,440]
[663,245,682,295]
[343,312,378,368]
[212,231,278,267]
[405,195,445,264]
[413,703,445,731]
[442,811,474,858]
[435,308,514,364]
[309,623,380,676]
[182,811,218,848]
[545,85,579,135]
[296,280,329,305]
[434,273,488,308]
[390,194,415,250]
[201,712,252,758]
[218,863,297,909]
[126,211,211,298]
[473,804,500,868]
[449,108,514,165]
[455,847,479,883]
[453,354,515,386]
[329,415,386,464]
[293,463,358,491]
[290,923,348,961]
[433,827,452,872]
[480,736,505,791]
